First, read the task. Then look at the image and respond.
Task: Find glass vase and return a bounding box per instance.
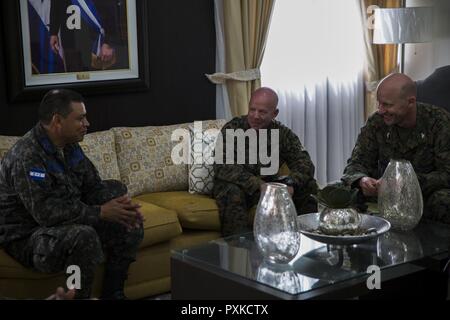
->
[253,183,300,264]
[378,159,423,231]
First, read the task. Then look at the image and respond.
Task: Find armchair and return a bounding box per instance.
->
[416,65,450,113]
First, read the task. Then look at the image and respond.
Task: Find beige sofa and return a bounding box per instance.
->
[0,119,226,299]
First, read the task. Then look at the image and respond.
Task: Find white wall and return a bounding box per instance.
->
[404,0,450,80]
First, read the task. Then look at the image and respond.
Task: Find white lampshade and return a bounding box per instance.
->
[373,7,433,44]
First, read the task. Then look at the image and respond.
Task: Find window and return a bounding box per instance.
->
[261,0,365,185]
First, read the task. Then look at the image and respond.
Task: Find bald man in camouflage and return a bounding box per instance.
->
[213,87,318,236]
[342,73,450,224]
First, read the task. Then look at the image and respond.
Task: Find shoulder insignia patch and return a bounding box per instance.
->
[29,168,46,181]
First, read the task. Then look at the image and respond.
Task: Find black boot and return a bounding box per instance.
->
[100,263,131,300]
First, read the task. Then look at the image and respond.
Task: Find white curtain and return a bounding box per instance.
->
[261,0,365,186]
[213,0,232,120]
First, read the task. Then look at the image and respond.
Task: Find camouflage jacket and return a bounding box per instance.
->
[342,103,450,197]
[214,116,317,195]
[0,124,104,245]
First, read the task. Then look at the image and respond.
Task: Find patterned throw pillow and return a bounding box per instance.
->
[188,120,226,195]
[79,130,121,181]
[112,123,191,197]
[0,136,20,161]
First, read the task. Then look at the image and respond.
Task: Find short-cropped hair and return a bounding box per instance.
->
[38,89,84,124]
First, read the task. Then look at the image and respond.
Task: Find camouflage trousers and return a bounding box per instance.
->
[5,180,144,299]
[423,189,450,224]
[214,181,317,237]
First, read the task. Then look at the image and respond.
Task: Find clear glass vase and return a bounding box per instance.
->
[253,183,300,264]
[378,159,423,231]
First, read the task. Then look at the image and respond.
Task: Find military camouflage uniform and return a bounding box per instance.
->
[342,103,450,224]
[0,124,143,298]
[213,116,318,236]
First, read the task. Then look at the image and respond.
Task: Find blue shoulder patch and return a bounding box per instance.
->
[29,168,46,181]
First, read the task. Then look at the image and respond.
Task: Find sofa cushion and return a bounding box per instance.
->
[79,130,121,181]
[132,199,183,248]
[0,249,59,279]
[0,136,20,160]
[188,120,226,195]
[170,230,221,250]
[112,124,190,197]
[0,200,181,281]
[135,191,221,231]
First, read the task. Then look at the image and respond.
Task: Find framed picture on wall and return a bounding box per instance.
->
[1,0,149,102]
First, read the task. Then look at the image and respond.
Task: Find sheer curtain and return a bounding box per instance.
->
[261,0,365,186]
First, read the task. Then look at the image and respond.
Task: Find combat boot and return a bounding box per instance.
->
[100,262,130,300]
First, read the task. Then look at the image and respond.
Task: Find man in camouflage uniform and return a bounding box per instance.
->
[213,87,318,236]
[0,89,144,299]
[342,73,450,224]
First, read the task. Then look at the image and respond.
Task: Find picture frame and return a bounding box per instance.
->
[1,0,149,102]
